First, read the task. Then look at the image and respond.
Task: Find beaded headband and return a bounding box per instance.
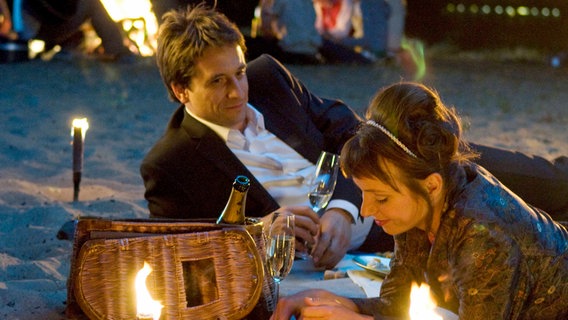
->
[366,120,418,158]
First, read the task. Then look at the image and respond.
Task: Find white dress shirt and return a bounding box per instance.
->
[186,104,372,249]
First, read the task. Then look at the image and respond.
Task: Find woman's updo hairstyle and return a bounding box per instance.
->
[341,82,477,194]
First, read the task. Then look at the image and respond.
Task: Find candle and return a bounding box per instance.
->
[409,283,442,320]
[71,118,89,202]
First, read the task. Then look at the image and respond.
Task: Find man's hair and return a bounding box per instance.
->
[156,3,247,101]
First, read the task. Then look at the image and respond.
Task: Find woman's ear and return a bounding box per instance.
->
[171,83,188,103]
[424,172,443,197]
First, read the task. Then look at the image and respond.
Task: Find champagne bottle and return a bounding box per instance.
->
[216,175,250,225]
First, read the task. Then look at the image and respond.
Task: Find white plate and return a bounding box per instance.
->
[353,255,391,277]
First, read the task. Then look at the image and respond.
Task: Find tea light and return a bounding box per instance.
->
[409,283,442,320]
[135,262,163,320]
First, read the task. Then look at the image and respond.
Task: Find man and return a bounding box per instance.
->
[141,4,374,269]
[141,4,568,269]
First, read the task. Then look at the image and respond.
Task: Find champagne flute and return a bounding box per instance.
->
[308,151,340,213]
[266,211,295,305]
[298,151,340,259]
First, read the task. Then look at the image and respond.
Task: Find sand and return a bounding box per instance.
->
[1,46,567,319]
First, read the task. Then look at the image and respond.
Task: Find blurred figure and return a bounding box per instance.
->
[381,0,425,80]
[314,0,425,79]
[314,0,385,55]
[151,0,257,27]
[17,0,134,62]
[257,0,372,64]
[383,0,404,56]
[314,0,357,44]
[258,0,324,64]
[0,0,17,39]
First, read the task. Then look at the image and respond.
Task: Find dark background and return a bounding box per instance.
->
[405,0,568,51]
[170,0,568,52]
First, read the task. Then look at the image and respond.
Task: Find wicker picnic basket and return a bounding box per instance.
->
[65,217,275,320]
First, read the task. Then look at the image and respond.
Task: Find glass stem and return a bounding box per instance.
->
[273,279,281,306]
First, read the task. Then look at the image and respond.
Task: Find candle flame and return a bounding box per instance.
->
[409,283,442,320]
[71,118,89,139]
[135,262,163,320]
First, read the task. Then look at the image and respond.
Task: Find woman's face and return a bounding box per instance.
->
[352,163,432,236]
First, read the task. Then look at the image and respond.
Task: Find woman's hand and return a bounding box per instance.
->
[300,295,372,320]
[270,289,363,320]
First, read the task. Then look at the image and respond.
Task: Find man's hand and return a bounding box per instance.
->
[310,208,352,268]
[262,206,320,251]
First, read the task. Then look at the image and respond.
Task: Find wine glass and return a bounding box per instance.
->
[266,211,295,305]
[308,151,340,213]
[297,151,340,259]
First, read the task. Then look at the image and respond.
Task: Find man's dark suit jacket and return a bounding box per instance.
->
[140,54,363,220]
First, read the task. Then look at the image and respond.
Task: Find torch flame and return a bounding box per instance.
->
[409,283,442,320]
[71,118,89,139]
[135,262,163,320]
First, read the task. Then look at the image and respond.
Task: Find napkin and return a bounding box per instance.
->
[346,269,383,298]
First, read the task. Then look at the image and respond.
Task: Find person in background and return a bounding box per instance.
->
[313,0,356,45]
[314,0,424,78]
[380,0,425,79]
[17,0,135,62]
[256,0,373,64]
[270,82,568,320]
[150,0,258,27]
[141,4,568,269]
[0,0,17,39]
[257,0,324,64]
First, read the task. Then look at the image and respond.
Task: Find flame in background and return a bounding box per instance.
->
[100,0,159,56]
[135,262,163,320]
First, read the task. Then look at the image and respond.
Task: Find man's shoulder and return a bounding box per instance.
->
[141,128,191,168]
[142,109,197,166]
[247,54,279,69]
[247,54,296,105]
[247,54,286,80]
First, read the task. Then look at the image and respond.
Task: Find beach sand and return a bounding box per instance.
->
[1,47,567,319]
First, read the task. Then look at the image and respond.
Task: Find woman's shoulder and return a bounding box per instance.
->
[452,164,535,223]
[444,166,568,253]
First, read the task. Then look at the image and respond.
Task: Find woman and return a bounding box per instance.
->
[271,82,568,319]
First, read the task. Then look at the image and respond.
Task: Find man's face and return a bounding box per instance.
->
[181,44,249,130]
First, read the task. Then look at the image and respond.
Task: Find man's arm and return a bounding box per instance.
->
[248,55,369,267]
[247,54,363,210]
